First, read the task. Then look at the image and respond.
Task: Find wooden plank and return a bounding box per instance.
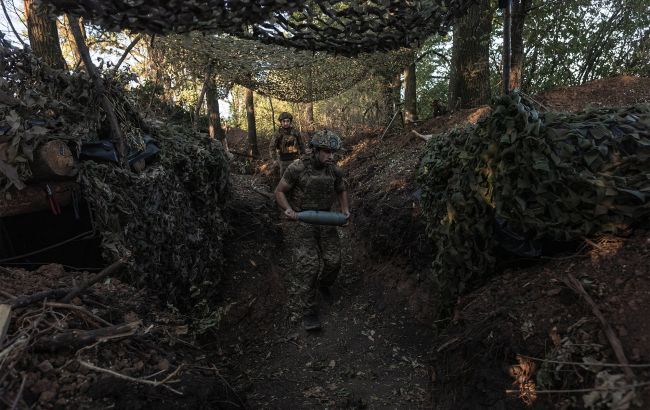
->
[0,181,78,218]
[0,304,11,344]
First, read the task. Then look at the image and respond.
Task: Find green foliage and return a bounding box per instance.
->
[516,0,650,92]
[416,36,452,117]
[418,93,650,313]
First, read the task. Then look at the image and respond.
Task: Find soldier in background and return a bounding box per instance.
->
[274,130,350,331]
[432,99,448,117]
[269,112,305,179]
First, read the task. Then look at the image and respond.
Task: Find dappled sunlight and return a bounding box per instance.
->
[467,106,492,124]
[507,355,538,406]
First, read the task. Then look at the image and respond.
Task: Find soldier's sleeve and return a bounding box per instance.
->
[281,161,303,188]
[269,132,279,160]
[333,165,346,193]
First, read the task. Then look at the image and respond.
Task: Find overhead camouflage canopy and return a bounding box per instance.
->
[159,33,413,102]
[39,0,474,56]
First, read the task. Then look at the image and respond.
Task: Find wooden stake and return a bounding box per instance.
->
[61,259,126,303]
[67,15,126,161]
[0,304,11,344]
[564,273,635,382]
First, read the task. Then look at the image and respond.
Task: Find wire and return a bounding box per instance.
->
[0,230,96,263]
[0,262,103,272]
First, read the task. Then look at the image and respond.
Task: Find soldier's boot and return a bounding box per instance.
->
[302,313,322,331]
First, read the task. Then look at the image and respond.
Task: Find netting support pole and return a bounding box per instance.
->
[502,0,512,95]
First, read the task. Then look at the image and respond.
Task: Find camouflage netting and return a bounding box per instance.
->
[40,0,474,56]
[1,36,232,320]
[418,93,650,309]
[0,36,99,190]
[159,33,414,102]
[81,127,231,316]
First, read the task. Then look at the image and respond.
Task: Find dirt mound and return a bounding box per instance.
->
[535,75,650,112]
[431,231,650,409]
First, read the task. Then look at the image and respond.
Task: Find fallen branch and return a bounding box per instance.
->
[507,380,650,394]
[78,360,184,395]
[44,302,113,327]
[111,34,143,75]
[410,129,433,142]
[9,288,73,309]
[34,321,140,352]
[519,355,650,368]
[62,259,126,303]
[9,374,26,410]
[564,273,635,382]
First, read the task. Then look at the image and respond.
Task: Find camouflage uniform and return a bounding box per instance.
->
[269,127,305,177]
[281,156,346,319]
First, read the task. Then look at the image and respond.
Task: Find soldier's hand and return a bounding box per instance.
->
[342,209,351,227]
[284,208,299,221]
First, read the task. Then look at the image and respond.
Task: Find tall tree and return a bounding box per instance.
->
[245,88,259,157]
[62,14,84,68]
[448,1,493,109]
[305,102,314,125]
[509,0,531,90]
[403,62,417,124]
[380,73,401,125]
[23,0,66,69]
[206,78,227,150]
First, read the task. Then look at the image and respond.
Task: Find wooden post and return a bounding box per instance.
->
[0,304,11,344]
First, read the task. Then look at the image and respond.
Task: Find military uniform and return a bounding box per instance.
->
[281,156,346,320]
[269,127,305,177]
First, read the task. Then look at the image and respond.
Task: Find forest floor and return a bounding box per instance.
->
[2,75,650,409]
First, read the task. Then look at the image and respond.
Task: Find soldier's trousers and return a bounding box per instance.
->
[282,221,341,318]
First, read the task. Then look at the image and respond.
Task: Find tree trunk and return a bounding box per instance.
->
[510,0,531,90]
[147,36,171,103]
[193,65,212,130]
[403,62,417,124]
[269,95,276,132]
[244,88,259,157]
[35,321,140,352]
[305,102,314,125]
[24,0,66,69]
[448,1,493,109]
[206,79,227,150]
[380,74,402,125]
[63,15,84,69]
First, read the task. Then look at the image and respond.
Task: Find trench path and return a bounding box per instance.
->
[214,174,434,408]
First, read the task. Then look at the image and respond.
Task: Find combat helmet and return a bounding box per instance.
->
[310,130,342,151]
[278,112,293,122]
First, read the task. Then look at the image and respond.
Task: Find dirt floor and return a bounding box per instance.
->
[2,75,650,409]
